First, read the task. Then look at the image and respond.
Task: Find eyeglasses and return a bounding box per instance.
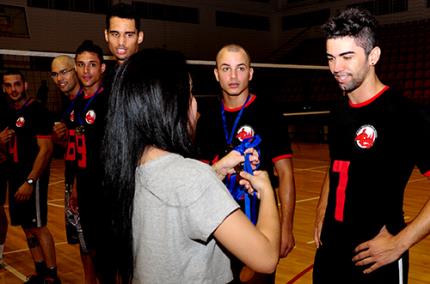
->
[50,68,74,78]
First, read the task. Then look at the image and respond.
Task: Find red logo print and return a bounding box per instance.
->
[355,125,377,149]
[85,110,96,125]
[16,117,25,128]
[236,125,254,142]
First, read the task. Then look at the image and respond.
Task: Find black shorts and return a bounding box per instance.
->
[0,161,8,205]
[8,168,50,228]
[313,244,409,284]
[76,171,102,250]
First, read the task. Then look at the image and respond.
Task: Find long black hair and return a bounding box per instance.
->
[99,48,193,283]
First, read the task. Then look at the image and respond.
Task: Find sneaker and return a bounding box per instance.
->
[43,276,62,284]
[23,274,44,284]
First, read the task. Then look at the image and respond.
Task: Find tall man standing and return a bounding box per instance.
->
[103,2,144,89]
[2,69,60,283]
[50,55,81,246]
[196,44,296,283]
[69,40,107,284]
[313,8,430,284]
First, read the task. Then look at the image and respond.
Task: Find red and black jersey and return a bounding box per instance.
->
[195,94,293,181]
[323,86,430,246]
[8,98,53,172]
[66,88,107,173]
[69,87,108,249]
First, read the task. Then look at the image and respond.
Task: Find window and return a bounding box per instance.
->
[27,0,111,14]
[282,9,330,30]
[133,2,199,24]
[216,11,270,31]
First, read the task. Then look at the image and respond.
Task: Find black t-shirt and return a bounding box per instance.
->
[8,98,53,176]
[196,94,293,181]
[62,95,79,185]
[0,94,11,163]
[69,87,108,176]
[322,86,430,248]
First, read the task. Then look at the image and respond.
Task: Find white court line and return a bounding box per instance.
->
[3,242,68,282]
[295,166,328,172]
[296,196,320,203]
[48,202,64,208]
[3,263,27,281]
[4,242,68,256]
[48,180,64,186]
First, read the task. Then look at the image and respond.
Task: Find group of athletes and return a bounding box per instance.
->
[1,4,430,284]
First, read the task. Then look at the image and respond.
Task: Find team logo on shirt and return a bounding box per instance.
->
[236,125,254,142]
[355,125,377,149]
[85,110,96,125]
[70,110,75,122]
[16,117,25,127]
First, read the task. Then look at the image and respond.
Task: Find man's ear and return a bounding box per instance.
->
[249,67,254,81]
[104,29,109,42]
[214,68,220,82]
[368,46,381,66]
[138,31,144,44]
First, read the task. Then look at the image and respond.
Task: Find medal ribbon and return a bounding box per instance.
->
[226,135,261,224]
[220,95,251,146]
[61,87,83,122]
[76,86,104,128]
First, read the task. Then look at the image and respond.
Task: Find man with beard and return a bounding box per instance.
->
[313,8,430,284]
[68,40,107,284]
[2,69,60,283]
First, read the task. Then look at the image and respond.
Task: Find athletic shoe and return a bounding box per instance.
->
[43,276,62,284]
[23,274,44,284]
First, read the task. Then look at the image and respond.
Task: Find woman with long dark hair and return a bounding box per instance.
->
[101,49,280,283]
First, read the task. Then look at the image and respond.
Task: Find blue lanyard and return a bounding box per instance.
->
[220,95,251,146]
[16,98,32,117]
[76,86,103,126]
[61,87,82,122]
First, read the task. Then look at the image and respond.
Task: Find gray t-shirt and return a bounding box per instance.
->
[132,153,240,284]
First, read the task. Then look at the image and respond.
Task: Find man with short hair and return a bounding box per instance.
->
[313,8,430,284]
[0,92,12,269]
[104,2,144,65]
[196,44,296,283]
[68,40,107,284]
[50,55,81,247]
[2,69,60,284]
[103,2,144,90]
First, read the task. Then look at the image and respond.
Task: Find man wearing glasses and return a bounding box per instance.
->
[50,55,82,249]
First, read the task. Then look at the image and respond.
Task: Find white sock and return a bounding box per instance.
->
[0,244,4,259]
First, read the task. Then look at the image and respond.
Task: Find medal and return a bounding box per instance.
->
[75,125,85,135]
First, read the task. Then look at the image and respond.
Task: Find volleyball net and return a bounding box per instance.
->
[0,48,339,142]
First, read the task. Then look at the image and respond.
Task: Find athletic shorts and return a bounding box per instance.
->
[76,171,102,250]
[8,168,50,228]
[0,161,8,205]
[313,243,409,284]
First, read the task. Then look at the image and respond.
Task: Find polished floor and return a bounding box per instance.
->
[1,143,429,283]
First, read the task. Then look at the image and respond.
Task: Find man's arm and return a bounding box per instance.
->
[14,137,53,201]
[353,176,430,274]
[275,158,296,258]
[314,170,330,248]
